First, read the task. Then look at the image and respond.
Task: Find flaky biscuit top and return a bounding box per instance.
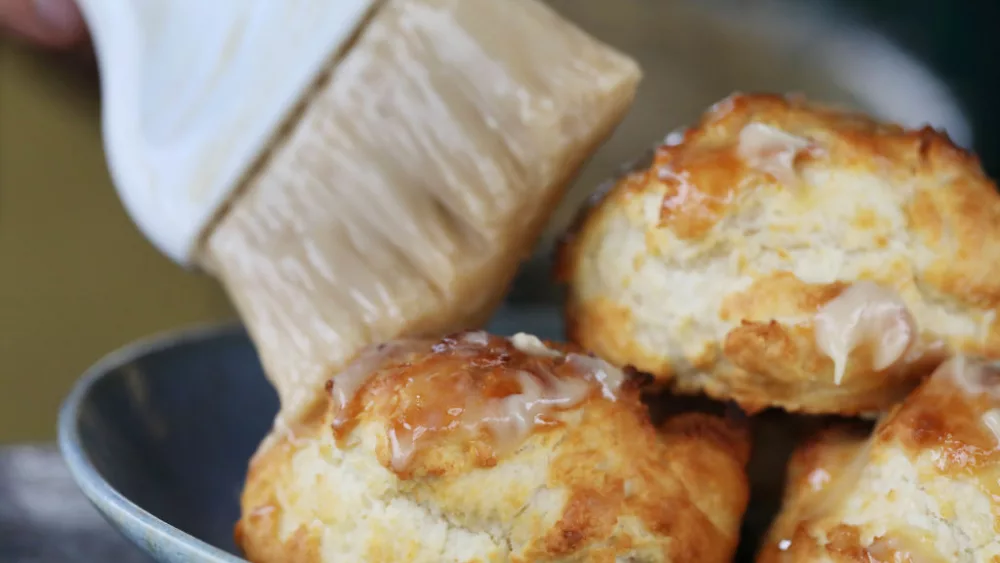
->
[560,93,1000,414]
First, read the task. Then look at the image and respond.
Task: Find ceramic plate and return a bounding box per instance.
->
[57,306,565,563]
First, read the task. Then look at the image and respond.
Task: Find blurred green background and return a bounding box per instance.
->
[0,40,235,441]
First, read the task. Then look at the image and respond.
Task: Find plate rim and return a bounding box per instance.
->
[57,321,251,563]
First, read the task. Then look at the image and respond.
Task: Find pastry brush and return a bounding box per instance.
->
[77,0,641,428]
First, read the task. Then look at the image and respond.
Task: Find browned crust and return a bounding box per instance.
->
[757,360,1000,562]
[236,334,752,563]
[558,92,1000,415]
[883,363,1000,468]
[564,296,675,382]
[235,438,326,563]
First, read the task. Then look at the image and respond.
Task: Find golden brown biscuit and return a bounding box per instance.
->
[559,93,1000,415]
[235,331,751,563]
[757,356,1000,562]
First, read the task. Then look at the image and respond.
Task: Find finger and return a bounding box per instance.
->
[0,0,86,49]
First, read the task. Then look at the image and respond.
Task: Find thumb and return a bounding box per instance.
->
[0,0,86,49]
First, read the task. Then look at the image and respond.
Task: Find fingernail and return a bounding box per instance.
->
[33,0,82,32]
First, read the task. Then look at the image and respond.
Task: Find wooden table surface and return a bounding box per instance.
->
[0,444,152,563]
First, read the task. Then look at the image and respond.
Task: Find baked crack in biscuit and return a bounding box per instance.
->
[236,331,750,562]
[559,93,1000,415]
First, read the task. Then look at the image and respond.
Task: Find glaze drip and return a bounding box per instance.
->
[814,281,917,385]
[326,331,629,472]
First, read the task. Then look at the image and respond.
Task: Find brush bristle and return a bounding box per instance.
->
[200,0,640,427]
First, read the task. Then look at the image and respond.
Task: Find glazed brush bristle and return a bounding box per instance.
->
[200,0,641,426]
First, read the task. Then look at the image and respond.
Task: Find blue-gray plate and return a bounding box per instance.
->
[57,306,563,563]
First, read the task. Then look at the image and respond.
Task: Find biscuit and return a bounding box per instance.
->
[235,331,751,562]
[757,356,1000,562]
[559,93,1000,414]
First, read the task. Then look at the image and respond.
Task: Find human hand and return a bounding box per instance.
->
[0,0,86,49]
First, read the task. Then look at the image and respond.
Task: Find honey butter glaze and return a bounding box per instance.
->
[943,356,1000,446]
[237,335,753,563]
[736,122,818,187]
[655,114,818,240]
[813,281,919,385]
[561,93,1000,416]
[326,331,631,473]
